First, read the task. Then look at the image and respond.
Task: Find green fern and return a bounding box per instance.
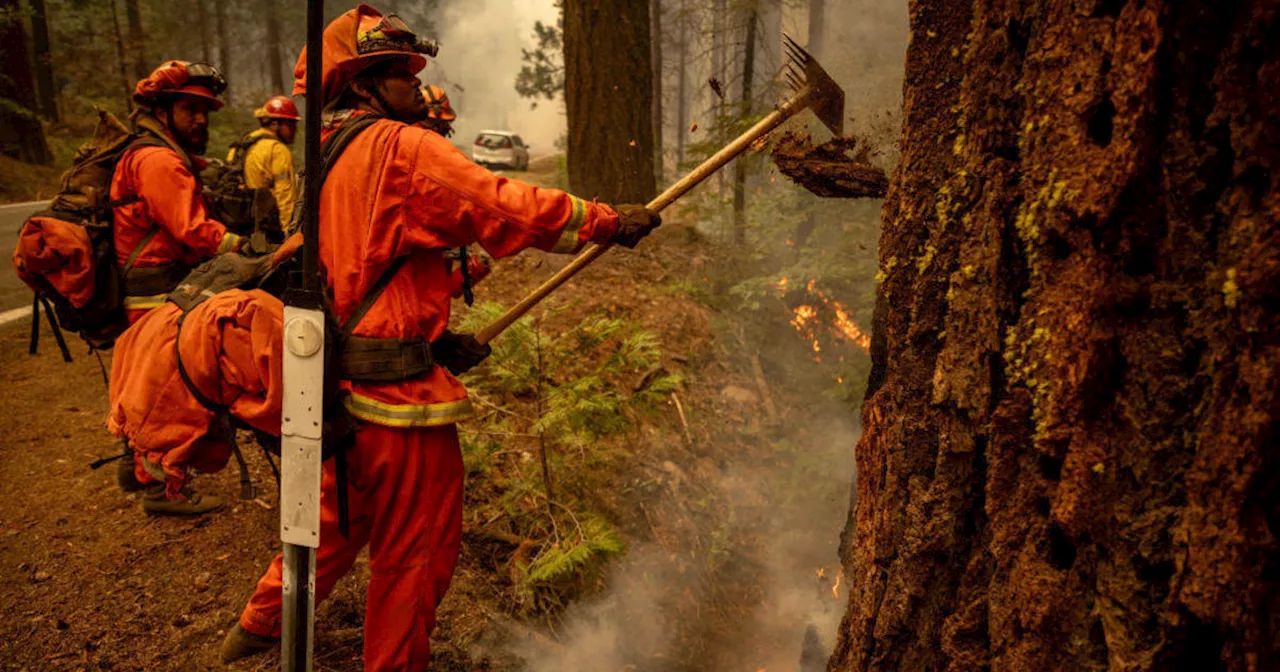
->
[524,515,625,585]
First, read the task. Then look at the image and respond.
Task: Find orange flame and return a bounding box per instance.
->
[781,279,871,356]
[833,573,842,598]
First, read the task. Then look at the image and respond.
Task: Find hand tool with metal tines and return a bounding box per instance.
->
[476,34,845,344]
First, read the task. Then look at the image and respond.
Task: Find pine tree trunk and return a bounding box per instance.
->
[807,0,823,58]
[831,1,1280,670]
[651,0,664,184]
[195,0,211,64]
[731,6,757,246]
[265,0,285,94]
[563,0,656,203]
[675,0,687,168]
[214,0,231,107]
[0,0,51,163]
[124,0,147,80]
[28,0,57,121]
[108,0,132,106]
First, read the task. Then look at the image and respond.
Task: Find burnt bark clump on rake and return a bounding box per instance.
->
[771,132,889,199]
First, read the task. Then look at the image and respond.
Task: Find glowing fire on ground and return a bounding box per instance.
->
[773,277,872,356]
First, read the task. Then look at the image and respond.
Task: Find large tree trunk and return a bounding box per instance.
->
[731,6,757,246]
[194,0,211,64]
[124,0,147,80]
[675,0,687,168]
[0,0,51,163]
[807,0,824,58]
[265,0,285,94]
[213,0,231,107]
[563,0,656,203]
[108,0,132,106]
[651,0,664,184]
[28,0,57,121]
[831,1,1280,671]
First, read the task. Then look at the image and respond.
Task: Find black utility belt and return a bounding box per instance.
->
[339,335,435,383]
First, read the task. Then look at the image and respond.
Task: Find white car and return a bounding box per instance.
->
[472,130,531,171]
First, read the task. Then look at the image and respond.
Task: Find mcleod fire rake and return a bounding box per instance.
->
[475,34,844,344]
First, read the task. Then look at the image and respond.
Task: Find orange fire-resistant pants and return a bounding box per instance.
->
[239,423,464,670]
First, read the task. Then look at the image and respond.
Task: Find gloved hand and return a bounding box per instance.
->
[434,330,492,375]
[609,204,662,248]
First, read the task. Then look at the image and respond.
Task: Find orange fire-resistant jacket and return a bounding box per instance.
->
[107,289,282,498]
[320,113,620,427]
[110,143,243,314]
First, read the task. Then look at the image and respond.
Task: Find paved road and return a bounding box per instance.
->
[0,201,46,321]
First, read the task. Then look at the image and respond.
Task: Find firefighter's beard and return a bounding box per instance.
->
[167,118,209,156]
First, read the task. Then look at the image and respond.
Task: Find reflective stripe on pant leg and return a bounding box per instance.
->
[240,454,372,638]
[360,424,464,671]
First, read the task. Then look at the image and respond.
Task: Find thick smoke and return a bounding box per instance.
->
[420,0,565,152]
[506,419,859,670]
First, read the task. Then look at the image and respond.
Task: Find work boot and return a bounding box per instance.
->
[141,483,225,516]
[116,458,145,492]
[220,623,279,664]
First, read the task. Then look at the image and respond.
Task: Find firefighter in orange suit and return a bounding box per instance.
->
[112,60,243,324]
[112,60,245,496]
[107,289,283,516]
[221,5,660,668]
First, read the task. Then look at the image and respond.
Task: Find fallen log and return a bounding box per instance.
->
[771,132,889,198]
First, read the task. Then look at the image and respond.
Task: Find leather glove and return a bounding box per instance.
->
[609,204,662,248]
[434,330,492,375]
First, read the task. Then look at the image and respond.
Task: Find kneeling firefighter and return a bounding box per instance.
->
[106,287,284,515]
[222,4,661,668]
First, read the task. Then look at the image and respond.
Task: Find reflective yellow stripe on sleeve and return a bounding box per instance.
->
[217,232,244,254]
[551,195,587,253]
[123,294,169,310]
[343,394,475,428]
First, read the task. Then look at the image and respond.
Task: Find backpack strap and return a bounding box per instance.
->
[340,256,408,337]
[229,133,270,165]
[173,310,256,499]
[122,227,161,273]
[117,133,184,275]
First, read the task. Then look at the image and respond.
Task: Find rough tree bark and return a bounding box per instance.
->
[28,0,57,121]
[0,0,51,163]
[832,1,1280,671]
[563,0,656,203]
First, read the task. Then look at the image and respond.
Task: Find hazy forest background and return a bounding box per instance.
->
[0,0,906,669]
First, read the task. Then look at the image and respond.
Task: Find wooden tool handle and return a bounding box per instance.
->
[475,88,813,345]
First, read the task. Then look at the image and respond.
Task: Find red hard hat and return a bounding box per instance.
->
[257,95,301,121]
[134,60,226,110]
[422,85,456,121]
[292,4,428,106]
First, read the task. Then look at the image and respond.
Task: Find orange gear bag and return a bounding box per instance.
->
[12,109,171,355]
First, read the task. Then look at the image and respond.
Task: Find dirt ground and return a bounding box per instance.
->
[0,205,790,670]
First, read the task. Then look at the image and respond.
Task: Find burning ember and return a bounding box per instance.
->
[773,277,872,357]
